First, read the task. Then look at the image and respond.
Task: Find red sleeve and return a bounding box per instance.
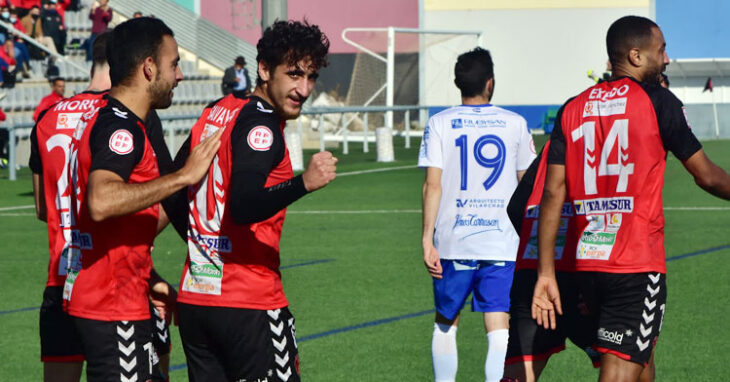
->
[0,108,6,122]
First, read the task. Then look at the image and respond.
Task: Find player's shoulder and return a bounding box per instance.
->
[92,98,145,139]
[234,95,282,130]
[487,105,528,124]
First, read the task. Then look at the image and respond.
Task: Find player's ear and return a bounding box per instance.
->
[486,78,495,101]
[258,61,271,83]
[627,48,642,68]
[143,56,156,81]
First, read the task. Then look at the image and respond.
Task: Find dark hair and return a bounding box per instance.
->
[255,20,329,86]
[91,31,110,67]
[51,77,65,85]
[106,17,174,87]
[606,16,658,68]
[454,47,494,98]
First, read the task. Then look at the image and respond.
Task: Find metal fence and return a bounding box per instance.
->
[1,105,431,181]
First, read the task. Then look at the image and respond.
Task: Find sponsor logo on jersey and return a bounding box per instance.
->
[452,117,506,128]
[525,203,573,219]
[192,234,232,253]
[453,214,500,229]
[247,126,273,151]
[71,230,93,250]
[573,197,633,215]
[607,213,622,232]
[201,123,221,141]
[588,84,629,102]
[56,113,82,130]
[582,97,627,117]
[109,129,134,155]
[598,327,625,345]
[455,198,505,209]
[190,262,222,278]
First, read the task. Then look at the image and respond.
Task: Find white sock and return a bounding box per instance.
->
[432,323,458,382]
[485,329,509,382]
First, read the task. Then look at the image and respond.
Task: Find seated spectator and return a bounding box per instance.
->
[21,5,58,59]
[0,38,17,87]
[13,0,41,18]
[33,76,64,121]
[1,9,32,78]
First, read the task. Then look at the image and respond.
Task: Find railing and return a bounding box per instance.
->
[0,20,89,78]
[1,105,430,180]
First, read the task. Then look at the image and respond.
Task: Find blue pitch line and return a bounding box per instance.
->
[0,259,334,317]
[666,244,730,262]
[0,306,40,316]
[281,258,335,270]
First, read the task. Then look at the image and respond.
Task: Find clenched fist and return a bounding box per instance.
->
[302,151,337,192]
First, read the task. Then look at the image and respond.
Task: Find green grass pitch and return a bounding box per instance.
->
[0,136,728,380]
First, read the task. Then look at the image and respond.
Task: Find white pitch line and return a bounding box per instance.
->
[338,165,418,177]
[664,206,730,211]
[288,209,421,215]
[0,213,34,216]
[0,205,34,211]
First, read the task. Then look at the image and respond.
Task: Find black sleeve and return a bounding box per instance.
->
[88,117,145,181]
[507,146,545,232]
[647,86,702,160]
[228,112,308,224]
[160,134,191,242]
[29,125,42,173]
[145,110,174,175]
[547,103,569,165]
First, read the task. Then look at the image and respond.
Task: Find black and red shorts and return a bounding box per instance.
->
[576,271,666,366]
[178,303,300,382]
[506,269,600,367]
[74,316,165,382]
[39,286,84,362]
[149,301,171,356]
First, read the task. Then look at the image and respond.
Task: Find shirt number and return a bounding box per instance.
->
[571,119,634,195]
[455,134,506,191]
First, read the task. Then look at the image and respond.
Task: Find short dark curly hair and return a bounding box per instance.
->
[454,47,494,98]
[256,20,330,86]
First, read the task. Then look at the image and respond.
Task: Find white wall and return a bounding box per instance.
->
[423,7,650,106]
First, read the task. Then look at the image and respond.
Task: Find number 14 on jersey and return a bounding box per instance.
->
[571,119,634,195]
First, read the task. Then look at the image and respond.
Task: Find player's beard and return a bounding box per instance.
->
[149,73,175,109]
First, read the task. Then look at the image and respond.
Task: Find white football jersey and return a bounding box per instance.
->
[418,104,536,261]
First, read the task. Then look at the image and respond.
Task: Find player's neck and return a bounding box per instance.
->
[109,86,150,121]
[611,64,645,82]
[461,95,491,106]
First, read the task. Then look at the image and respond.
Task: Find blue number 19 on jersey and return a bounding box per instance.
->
[455,134,506,191]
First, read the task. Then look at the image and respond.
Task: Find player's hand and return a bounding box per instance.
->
[423,244,442,279]
[302,151,337,191]
[179,128,223,186]
[150,280,178,326]
[531,275,562,330]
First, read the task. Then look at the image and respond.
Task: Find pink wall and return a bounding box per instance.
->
[201,0,419,54]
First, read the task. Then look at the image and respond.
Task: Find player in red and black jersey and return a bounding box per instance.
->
[167,20,336,382]
[62,18,221,382]
[29,31,111,382]
[533,16,730,381]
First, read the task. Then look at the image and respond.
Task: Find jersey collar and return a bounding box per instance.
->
[460,103,492,107]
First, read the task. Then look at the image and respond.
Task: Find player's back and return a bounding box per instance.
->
[30,90,106,288]
[554,77,680,273]
[419,104,535,261]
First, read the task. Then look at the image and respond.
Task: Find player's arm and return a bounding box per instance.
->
[516,118,536,184]
[651,87,730,199]
[681,150,730,199]
[87,124,222,222]
[517,170,526,182]
[532,108,567,330]
[228,116,337,225]
[29,126,47,222]
[149,268,177,324]
[422,167,443,279]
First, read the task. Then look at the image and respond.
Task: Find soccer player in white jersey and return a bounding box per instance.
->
[419,47,536,382]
